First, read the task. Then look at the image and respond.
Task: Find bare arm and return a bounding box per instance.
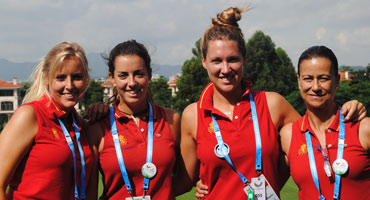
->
[265,92,301,129]
[280,123,293,166]
[0,106,38,200]
[277,123,293,189]
[359,117,370,154]
[85,122,105,200]
[162,108,191,196]
[180,103,200,186]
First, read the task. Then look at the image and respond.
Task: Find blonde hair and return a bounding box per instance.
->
[23,42,90,103]
[201,7,249,59]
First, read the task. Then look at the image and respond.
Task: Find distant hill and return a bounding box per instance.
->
[339,65,366,71]
[0,53,182,82]
[0,58,36,82]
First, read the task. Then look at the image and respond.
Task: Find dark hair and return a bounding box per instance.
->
[201,7,248,59]
[103,40,153,104]
[297,45,338,77]
[104,40,152,78]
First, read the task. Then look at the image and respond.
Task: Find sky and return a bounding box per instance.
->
[0,0,369,68]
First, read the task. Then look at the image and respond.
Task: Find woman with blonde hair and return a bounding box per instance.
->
[0,42,95,200]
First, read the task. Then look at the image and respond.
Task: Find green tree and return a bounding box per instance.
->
[339,65,352,72]
[285,90,306,115]
[174,39,209,113]
[19,82,31,103]
[150,76,172,108]
[80,80,104,113]
[244,31,297,96]
[336,66,370,115]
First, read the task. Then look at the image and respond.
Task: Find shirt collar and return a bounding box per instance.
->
[198,78,253,111]
[112,100,157,120]
[40,94,73,119]
[300,107,341,133]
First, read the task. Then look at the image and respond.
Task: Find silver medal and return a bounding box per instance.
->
[214,143,230,158]
[141,163,157,179]
[332,158,348,175]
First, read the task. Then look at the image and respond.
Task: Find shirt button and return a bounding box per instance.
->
[327,129,331,133]
[234,116,239,120]
[237,103,240,106]
[140,128,145,132]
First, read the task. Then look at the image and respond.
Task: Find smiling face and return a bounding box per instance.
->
[298,57,339,109]
[49,56,87,112]
[109,54,150,111]
[202,39,245,95]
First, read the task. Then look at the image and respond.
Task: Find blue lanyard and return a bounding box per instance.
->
[58,113,86,199]
[110,102,154,193]
[211,92,262,185]
[305,107,345,200]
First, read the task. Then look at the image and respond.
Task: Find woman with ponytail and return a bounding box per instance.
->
[0,42,95,200]
[181,7,366,199]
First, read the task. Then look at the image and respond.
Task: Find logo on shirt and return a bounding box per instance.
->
[298,144,308,156]
[119,135,127,146]
[51,128,61,139]
[208,122,215,134]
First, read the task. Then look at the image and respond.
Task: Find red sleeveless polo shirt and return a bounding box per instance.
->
[98,102,176,200]
[196,81,281,199]
[7,95,93,200]
[289,109,370,200]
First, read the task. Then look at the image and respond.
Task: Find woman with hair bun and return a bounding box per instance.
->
[0,42,95,200]
[181,7,366,199]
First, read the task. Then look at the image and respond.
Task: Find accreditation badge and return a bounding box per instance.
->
[243,184,255,200]
[262,174,279,200]
[126,196,151,200]
[251,176,266,200]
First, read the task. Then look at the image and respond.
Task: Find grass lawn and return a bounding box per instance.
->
[98,175,299,200]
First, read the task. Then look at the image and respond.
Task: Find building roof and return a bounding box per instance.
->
[0,80,23,88]
[101,81,113,87]
[338,71,353,81]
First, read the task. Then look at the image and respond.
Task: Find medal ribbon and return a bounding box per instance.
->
[110,102,154,194]
[211,93,262,185]
[305,107,345,200]
[333,109,345,200]
[58,113,86,199]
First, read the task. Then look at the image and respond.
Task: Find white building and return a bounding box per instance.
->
[0,77,23,122]
[101,81,114,104]
[168,73,181,96]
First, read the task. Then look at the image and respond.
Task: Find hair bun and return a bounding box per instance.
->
[212,7,244,28]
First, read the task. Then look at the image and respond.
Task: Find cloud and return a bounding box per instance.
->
[0,0,369,68]
[336,32,347,44]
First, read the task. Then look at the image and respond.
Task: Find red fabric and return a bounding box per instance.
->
[196,81,280,199]
[7,95,93,200]
[98,103,176,200]
[289,109,370,200]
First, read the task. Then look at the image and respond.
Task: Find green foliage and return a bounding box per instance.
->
[285,90,306,116]
[336,69,370,115]
[149,76,173,108]
[19,82,31,103]
[80,80,104,113]
[244,31,297,96]
[174,56,209,113]
[192,39,202,58]
[339,65,352,72]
